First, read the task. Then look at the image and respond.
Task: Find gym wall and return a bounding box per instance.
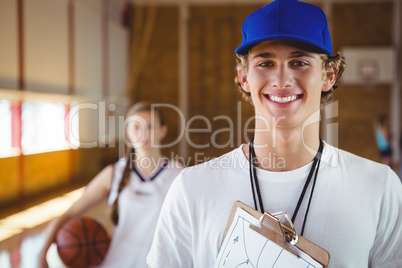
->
[131,0,400,166]
[0,0,128,211]
[332,1,396,162]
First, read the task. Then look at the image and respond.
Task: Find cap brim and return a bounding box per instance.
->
[235,35,332,56]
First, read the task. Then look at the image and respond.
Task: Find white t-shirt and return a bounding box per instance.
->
[147,142,402,268]
[98,158,183,268]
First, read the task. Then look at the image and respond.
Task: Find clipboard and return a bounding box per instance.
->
[219,200,330,267]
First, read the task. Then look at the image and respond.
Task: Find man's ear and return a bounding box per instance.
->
[237,67,250,92]
[322,66,337,92]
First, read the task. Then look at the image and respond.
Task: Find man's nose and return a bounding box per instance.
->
[270,65,294,89]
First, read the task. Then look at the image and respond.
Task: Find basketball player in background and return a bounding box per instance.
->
[374,115,393,166]
[37,102,183,268]
[146,0,402,267]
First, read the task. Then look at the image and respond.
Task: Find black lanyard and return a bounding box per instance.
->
[248,138,323,236]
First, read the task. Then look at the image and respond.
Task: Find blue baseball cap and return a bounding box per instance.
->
[235,0,332,56]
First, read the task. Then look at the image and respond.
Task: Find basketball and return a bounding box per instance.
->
[56,217,111,268]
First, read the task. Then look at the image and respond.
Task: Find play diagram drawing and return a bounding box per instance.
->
[214,208,322,268]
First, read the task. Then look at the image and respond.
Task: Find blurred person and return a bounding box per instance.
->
[37,102,183,268]
[375,115,393,166]
[146,0,402,267]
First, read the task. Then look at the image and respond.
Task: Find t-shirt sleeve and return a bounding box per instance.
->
[369,168,402,267]
[147,171,194,268]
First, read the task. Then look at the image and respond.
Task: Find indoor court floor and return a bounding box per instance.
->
[0,188,113,268]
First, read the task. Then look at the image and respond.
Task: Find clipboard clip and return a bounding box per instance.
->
[271,211,299,245]
[250,211,299,256]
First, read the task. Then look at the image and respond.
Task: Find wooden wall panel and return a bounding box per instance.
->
[132,6,181,158]
[332,2,393,52]
[333,1,393,162]
[0,157,19,203]
[108,22,128,98]
[24,0,69,94]
[0,0,18,90]
[74,148,111,184]
[337,86,391,162]
[23,150,70,197]
[0,147,118,209]
[186,5,260,164]
[74,3,103,98]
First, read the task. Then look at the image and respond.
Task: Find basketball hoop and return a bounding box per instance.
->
[362,72,376,89]
[340,47,395,87]
[358,59,379,88]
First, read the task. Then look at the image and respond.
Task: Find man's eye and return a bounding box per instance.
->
[291,61,308,67]
[258,61,274,67]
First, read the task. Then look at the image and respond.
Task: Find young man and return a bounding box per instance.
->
[147,0,402,267]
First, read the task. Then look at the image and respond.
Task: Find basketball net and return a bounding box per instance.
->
[358,61,379,89]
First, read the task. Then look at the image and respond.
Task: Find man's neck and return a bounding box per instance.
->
[246,124,321,172]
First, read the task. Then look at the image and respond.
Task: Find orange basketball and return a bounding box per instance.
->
[56,217,111,268]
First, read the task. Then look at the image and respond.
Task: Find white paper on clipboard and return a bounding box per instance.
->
[214,207,323,268]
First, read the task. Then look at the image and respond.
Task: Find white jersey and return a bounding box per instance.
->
[98,158,183,268]
[147,142,402,268]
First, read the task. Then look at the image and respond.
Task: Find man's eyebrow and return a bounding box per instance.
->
[252,52,276,59]
[290,51,315,58]
[252,51,315,59]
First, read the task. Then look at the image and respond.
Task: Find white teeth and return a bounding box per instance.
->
[269,95,298,103]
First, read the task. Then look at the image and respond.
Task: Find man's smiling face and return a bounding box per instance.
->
[238,39,334,130]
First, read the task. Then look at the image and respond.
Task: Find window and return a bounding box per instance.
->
[0,100,12,157]
[0,100,80,156]
[21,102,68,154]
